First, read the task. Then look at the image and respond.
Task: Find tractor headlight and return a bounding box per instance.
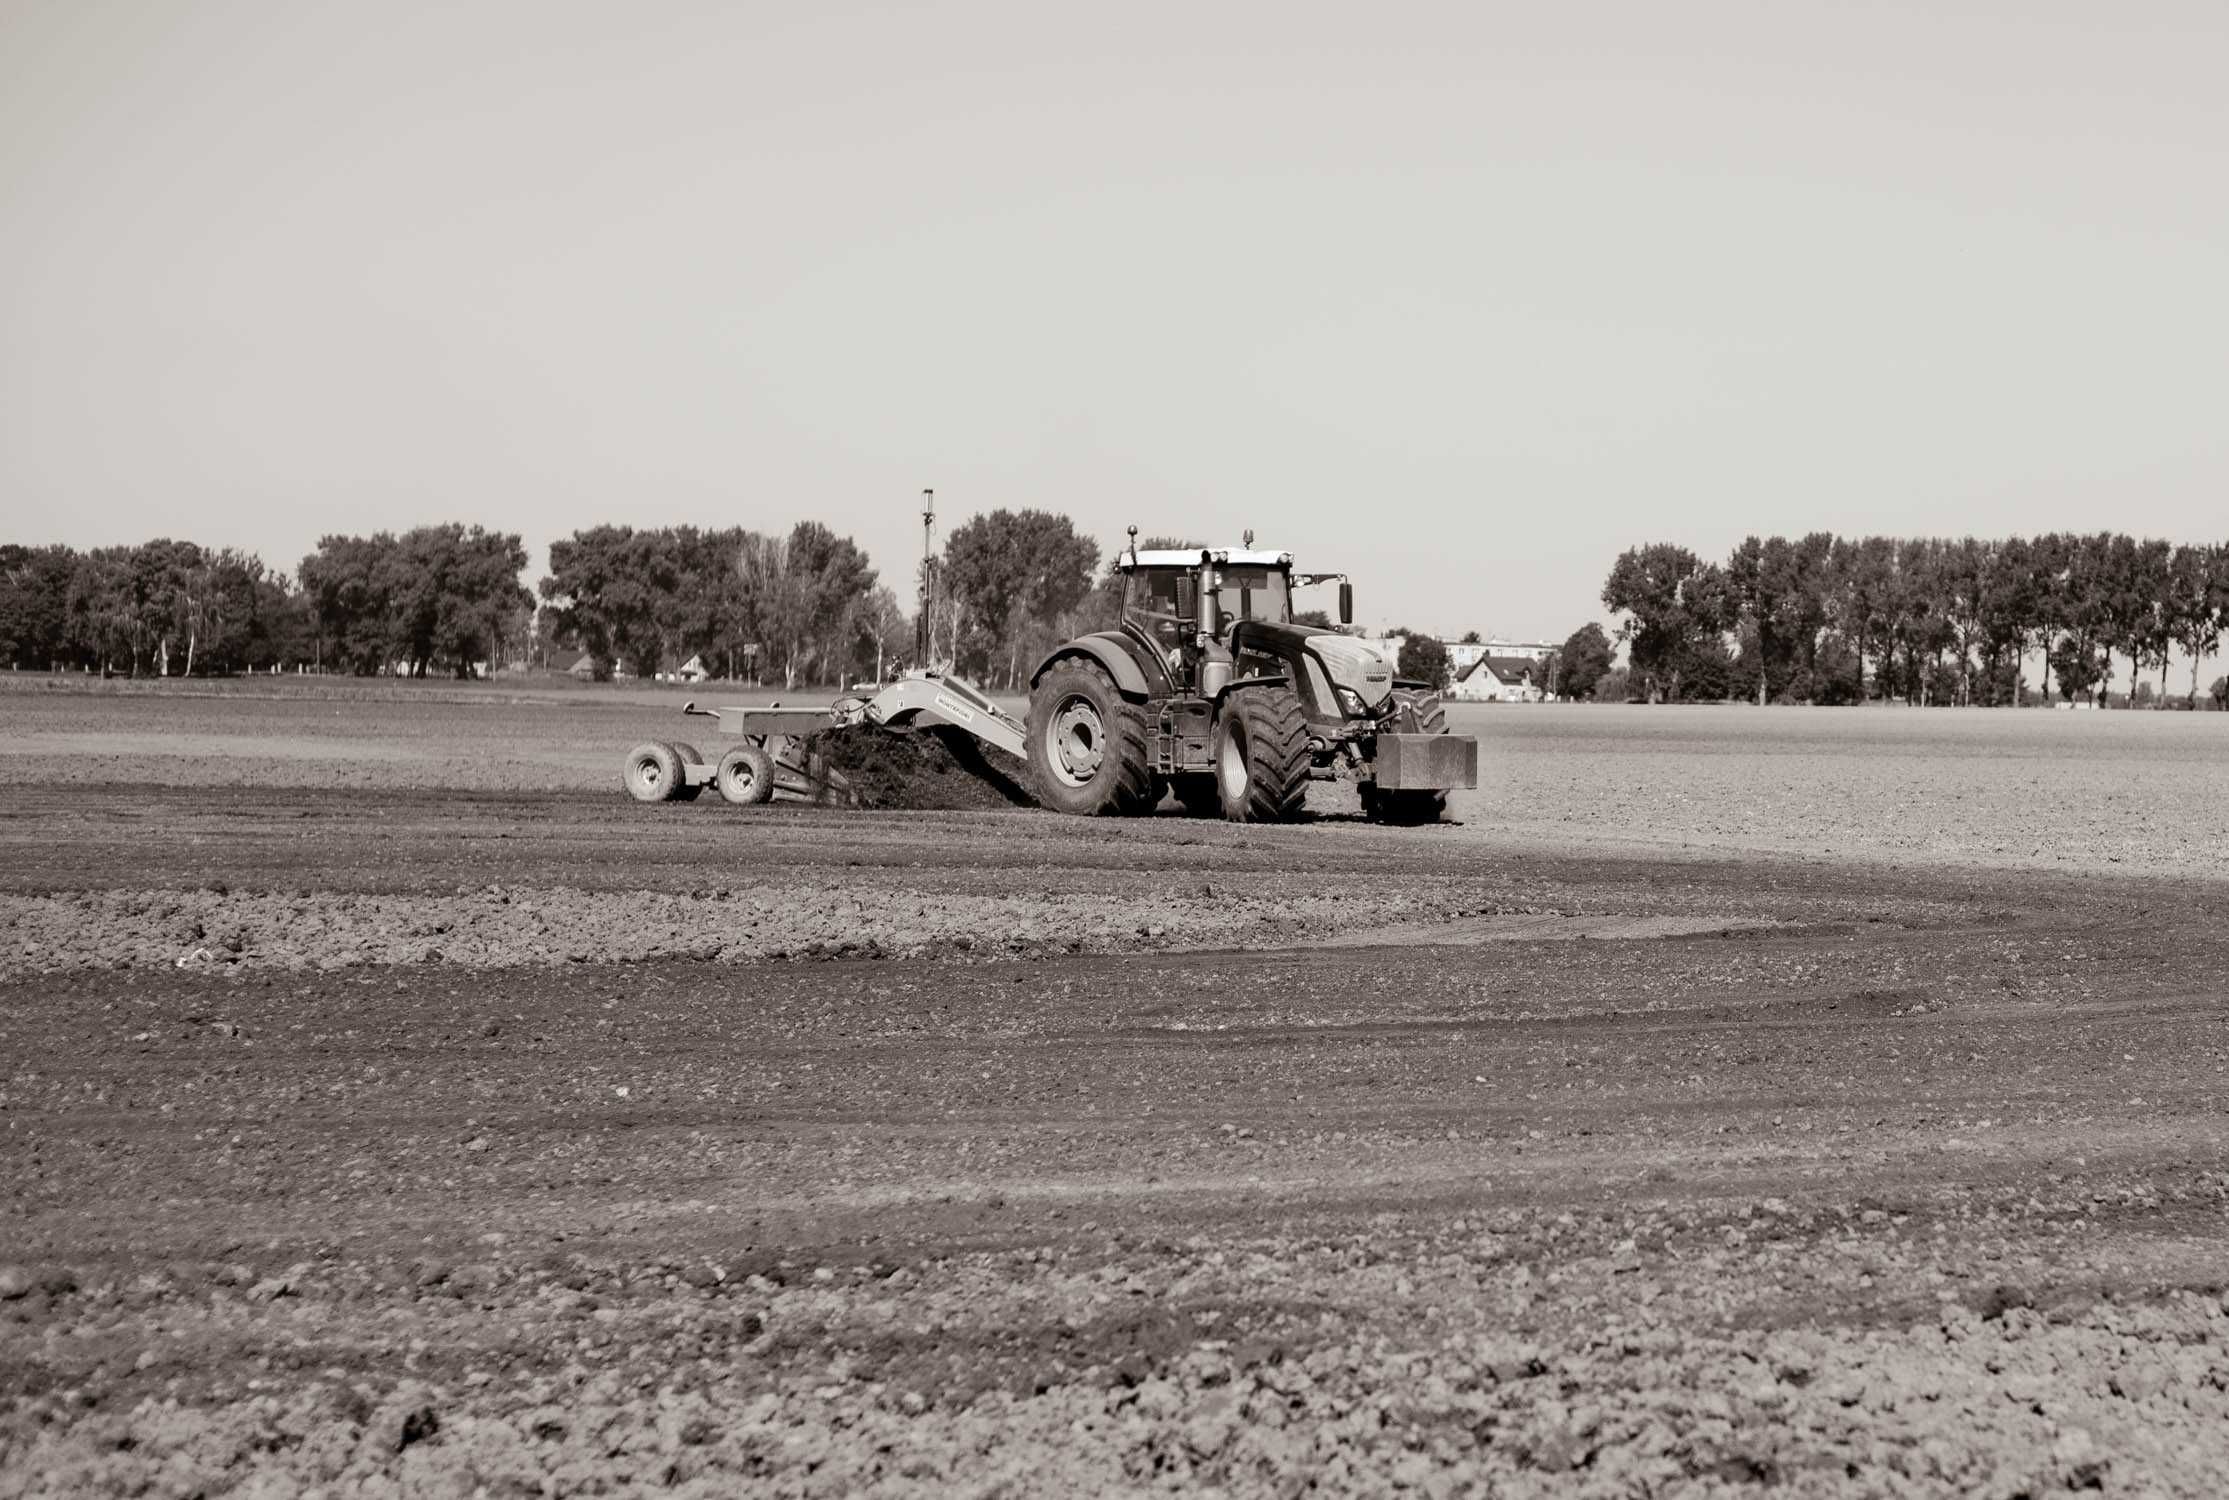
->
[1336,686,1368,718]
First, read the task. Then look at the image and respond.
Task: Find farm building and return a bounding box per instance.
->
[1449,638,1557,674]
[568,652,634,680]
[1449,654,1548,703]
[1362,634,1559,700]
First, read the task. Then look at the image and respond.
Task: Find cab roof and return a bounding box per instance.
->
[1122,548,1292,569]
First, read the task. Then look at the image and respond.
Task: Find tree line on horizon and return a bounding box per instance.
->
[1586,532,2229,708]
[12,521,2226,708]
[544,508,1111,688]
[1,538,311,678]
[0,528,535,679]
[0,510,1127,688]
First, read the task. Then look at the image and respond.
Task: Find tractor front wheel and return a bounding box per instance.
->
[1213,685,1309,823]
[1026,660,1156,816]
[1365,685,1449,824]
[1390,686,1447,735]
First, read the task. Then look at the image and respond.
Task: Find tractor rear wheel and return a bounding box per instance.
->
[623,742,686,803]
[1213,685,1309,823]
[1026,660,1156,816]
[715,744,776,805]
[1170,774,1221,818]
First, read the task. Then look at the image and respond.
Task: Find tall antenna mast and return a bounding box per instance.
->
[916,488,936,665]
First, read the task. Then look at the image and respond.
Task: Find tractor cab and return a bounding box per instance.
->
[1117,543,1349,645]
[1122,555,1296,632]
[1113,537,1361,714]
[1119,548,1301,659]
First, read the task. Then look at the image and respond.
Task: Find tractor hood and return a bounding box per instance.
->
[1238,622,1394,711]
[1304,630,1396,709]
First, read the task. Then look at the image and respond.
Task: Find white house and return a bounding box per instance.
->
[1449,654,1548,703]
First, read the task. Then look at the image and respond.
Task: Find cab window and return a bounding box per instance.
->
[1126,570,1195,651]
[1212,567,1290,624]
[1127,570,1194,621]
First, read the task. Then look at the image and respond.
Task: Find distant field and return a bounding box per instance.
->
[1452,701,2229,879]
[4,676,2224,879]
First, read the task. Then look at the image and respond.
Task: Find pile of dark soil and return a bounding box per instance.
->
[807,725,1034,811]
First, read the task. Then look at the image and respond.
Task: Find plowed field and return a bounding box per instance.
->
[2,681,2225,1497]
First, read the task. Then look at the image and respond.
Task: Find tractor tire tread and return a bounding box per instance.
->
[1218,684,1310,823]
[1026,659,1156,816]
[1391,687,1447,735]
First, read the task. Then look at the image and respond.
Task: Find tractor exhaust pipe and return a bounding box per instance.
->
[1197,558,1231,697]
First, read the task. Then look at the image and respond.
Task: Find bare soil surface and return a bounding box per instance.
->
[3,685,2226,1496]
[7,678,2227,876]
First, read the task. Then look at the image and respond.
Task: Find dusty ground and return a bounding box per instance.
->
[2,681,2226,1496]
[6,678,2226,876]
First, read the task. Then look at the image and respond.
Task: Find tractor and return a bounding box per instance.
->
[624,530,1477,824]
[1023,533,1477,823]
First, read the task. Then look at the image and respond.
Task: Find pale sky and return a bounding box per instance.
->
[3,1,2224,642]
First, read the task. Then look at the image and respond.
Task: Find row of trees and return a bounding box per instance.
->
[1,540,309,676]
[1598,533,2229,707]
[4,512,1114,688]
[2,521,912,685]
[299,526,534,677]
[4,527,538,678]
[28,519,2220,705]
[537,512,1205,689]
[536,512,1121,689]
[538,522,899,687]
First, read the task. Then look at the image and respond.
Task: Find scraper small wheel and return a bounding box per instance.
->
[716,745,776,806]
[669,742,705,801]
[624,742,686,803]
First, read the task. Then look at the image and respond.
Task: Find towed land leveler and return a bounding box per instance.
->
[622,672,1023,807]
[623,534,1479,822]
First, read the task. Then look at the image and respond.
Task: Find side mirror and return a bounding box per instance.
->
[1338,580,1354,627]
